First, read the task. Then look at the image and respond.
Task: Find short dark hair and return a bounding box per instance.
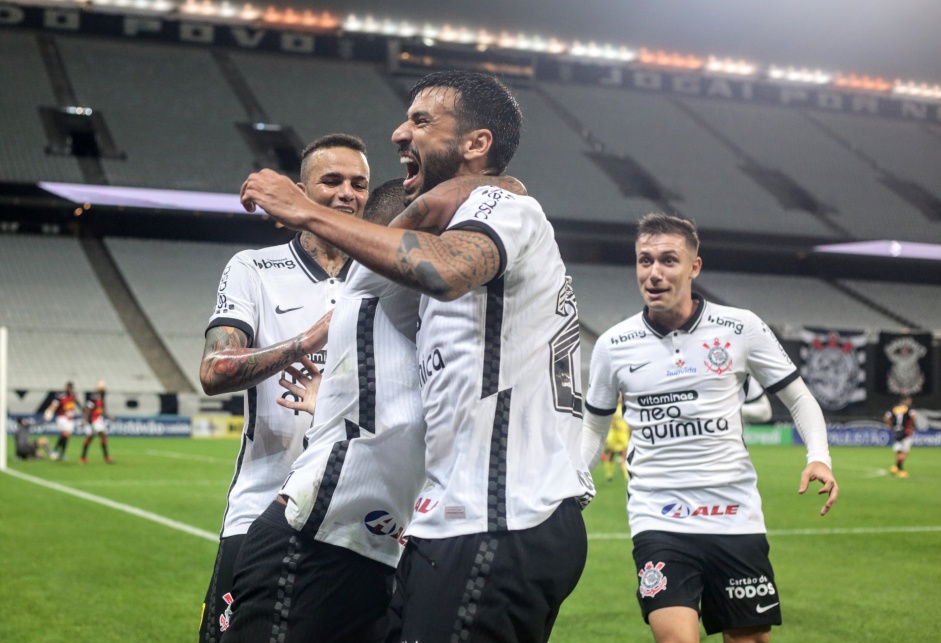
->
[636,213,700,254]
[300,133,367,183]
[409,70,522,174]
[363,179,406,226]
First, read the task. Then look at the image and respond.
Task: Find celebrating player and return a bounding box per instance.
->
[581,213,838,643]
[239,70,593,643]
[197,134,366,642]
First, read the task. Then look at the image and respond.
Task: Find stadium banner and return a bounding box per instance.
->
[790,423,941,448]
[799,328,867,411]
[743,425,792,446]
[8,414,191,437]
[875,331,933,396]
[191,414,244,439]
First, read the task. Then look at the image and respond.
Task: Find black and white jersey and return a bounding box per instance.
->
[407,186,593,540]
[280,263,425,568]
[586,296,798,536]
[207,234,349,538]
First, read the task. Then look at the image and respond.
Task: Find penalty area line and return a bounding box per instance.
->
[2,467,217,542]
[588,525,941,540]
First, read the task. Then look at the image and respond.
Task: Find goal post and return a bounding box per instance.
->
[1,326,8,470]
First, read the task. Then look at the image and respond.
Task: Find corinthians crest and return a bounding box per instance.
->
[800,329,867,411]
[638,561,668,598]
[703,338,733,374]
[884,335,927,396]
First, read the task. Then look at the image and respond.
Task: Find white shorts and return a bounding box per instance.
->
[85,418,107,436]
[892,436,914,453]
[56,415,76,435]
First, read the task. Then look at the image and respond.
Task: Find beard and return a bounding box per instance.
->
[417,139,464,197]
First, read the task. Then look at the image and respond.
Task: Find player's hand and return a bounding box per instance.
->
[277,355,323,416]
[240,169,310,227]
[798,461,838,516]
[300,310,333,355]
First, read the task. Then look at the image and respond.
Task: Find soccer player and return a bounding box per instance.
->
[44,381,80,461]
[197,134,368,643]
[80,379,114,464]
[884,395,917,478]
[581,213,838,643]
[240,70,594,643]
[14,417,51,460]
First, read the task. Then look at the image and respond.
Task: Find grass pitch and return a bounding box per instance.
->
[2,438,939,642]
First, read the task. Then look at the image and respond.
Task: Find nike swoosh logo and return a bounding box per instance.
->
[629,362,651,373]
[756,602,779,614]
[275,305,304,314]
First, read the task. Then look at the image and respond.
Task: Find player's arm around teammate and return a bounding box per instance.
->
[240,156,527,301]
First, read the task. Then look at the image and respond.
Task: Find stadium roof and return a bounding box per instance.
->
[305,0,941,84]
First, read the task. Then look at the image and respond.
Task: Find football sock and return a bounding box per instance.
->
[81,437,92,459]
[100,435,109,458]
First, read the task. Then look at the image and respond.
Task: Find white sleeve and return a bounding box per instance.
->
[775,378,832,469]
[206,254,260,345]
[581,409,613,471]
[446,187,537,279]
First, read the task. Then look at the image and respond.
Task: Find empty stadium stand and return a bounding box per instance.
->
[0,235,162,393]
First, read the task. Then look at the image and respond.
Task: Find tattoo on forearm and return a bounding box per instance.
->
[200,326,307,394]
[392,230,500,298]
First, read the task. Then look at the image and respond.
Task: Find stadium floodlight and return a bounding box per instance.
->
[833,74,892,93]
[343,14,363,32]
[894,82,941,100]
[638,48,704,70]
[768,66,832,84]
[706,56,758,76]
[476,29,496,47]
[421,23,440,39]
[546,38,568,55]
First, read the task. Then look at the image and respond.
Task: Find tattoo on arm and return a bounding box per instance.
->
[199,326,307,395]
[391,230,501,300]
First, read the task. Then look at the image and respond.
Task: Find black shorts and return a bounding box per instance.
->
[220,500,395,643]
[200,533,245,643]
[631,530,782,636]
[387,498,586,643]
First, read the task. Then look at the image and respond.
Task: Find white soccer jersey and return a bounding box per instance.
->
[207,234,348,538]
[586,296,798,536]
[280,263,426,568]
[406,186,594,540]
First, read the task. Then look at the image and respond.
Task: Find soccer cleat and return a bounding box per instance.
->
[889,465,899,475]
[79,457,88,465]
[898,470,909,478]
[105,456,115,464]
[50,451,60,461]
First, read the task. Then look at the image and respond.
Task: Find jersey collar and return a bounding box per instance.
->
[290,234,353,282]
[641,293,707,338]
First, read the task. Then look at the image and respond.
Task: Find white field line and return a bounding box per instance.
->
[71,479,222,487]
[141,449,232,464]
[2,468,217,542]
